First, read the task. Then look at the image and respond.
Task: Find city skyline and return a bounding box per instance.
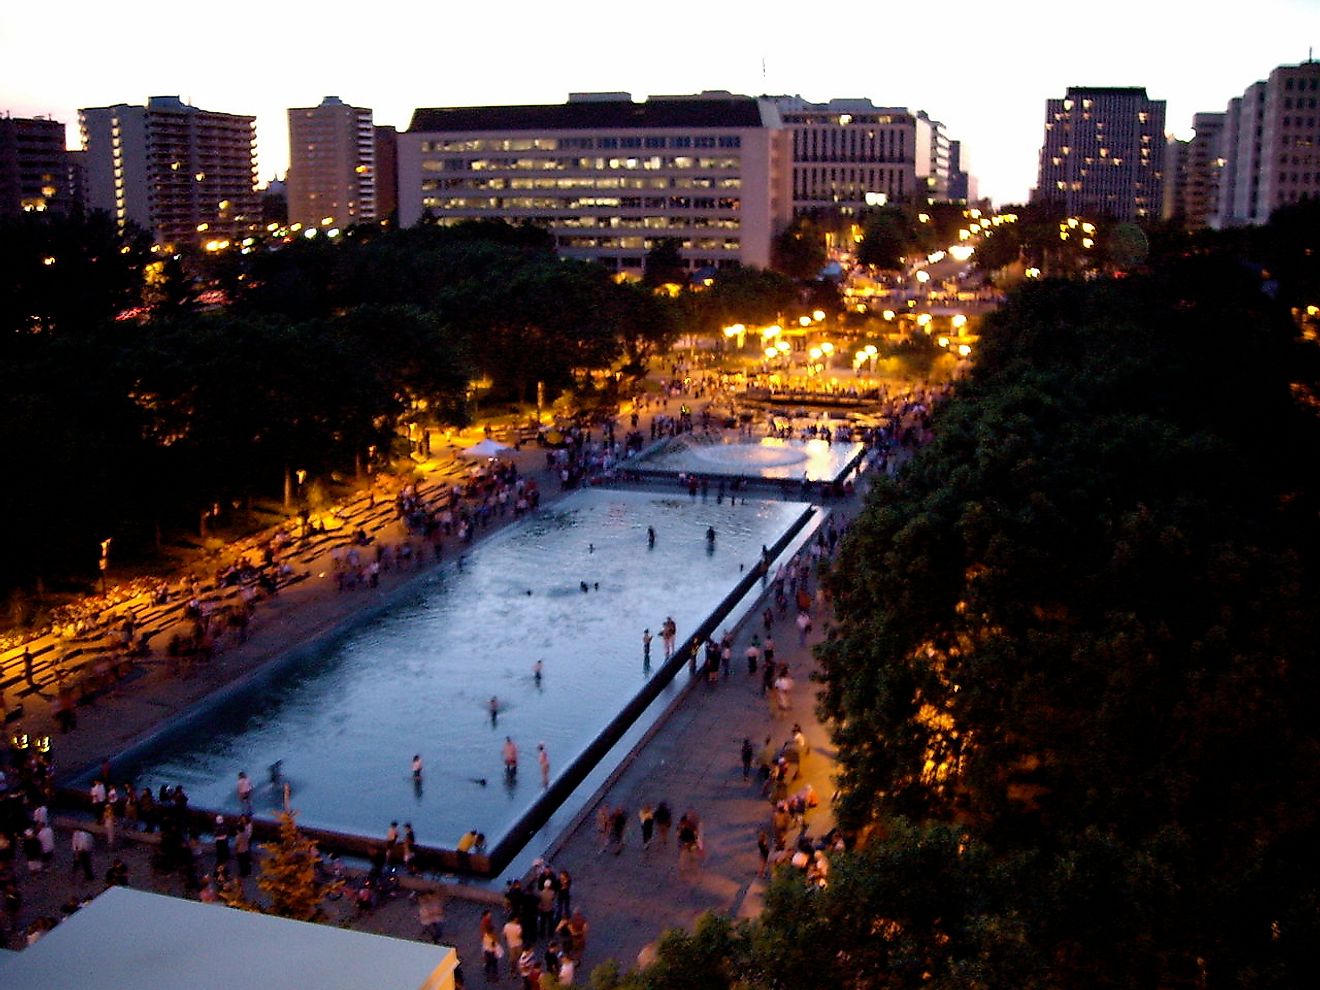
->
[2,0,1317,206]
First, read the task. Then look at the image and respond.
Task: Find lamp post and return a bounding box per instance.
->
[99,538,112,596]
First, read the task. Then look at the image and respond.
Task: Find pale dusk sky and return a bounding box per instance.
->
[3,0,1317,205]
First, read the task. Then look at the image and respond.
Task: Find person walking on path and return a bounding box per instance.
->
[609,805,628,855]
[566,909,589,963]
[502,914,523,975]
[638,804,655,849]
[775,666,794,712]
[70,828,94,881]
[419,890,446,944]
[654,801,672,846]
[676,811,702,868]
[757,829,771,877]
[741,737,755,781]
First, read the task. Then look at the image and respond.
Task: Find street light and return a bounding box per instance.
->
[99,538,112,596]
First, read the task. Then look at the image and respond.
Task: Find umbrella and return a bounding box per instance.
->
[459,437,513,458]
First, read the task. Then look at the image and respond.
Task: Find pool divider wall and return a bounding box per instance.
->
[483,502,818,876]
[52,790,493,878]
[626,441,867,494]
[55,498,818,880]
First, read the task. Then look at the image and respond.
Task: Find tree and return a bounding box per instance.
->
[771,216,827,281]
[686,266,800,335]
[643,237,687,289]
[221,809,343,921]
[0,209,151,343]
[611,282,680,373]
[857,206,914,271]
[815,256,1320,985]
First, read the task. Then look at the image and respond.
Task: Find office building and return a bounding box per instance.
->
[0,114,72,215]
[771,97,953,213]
[1210,60,1320,227]
[79,96,259,249]
[287,96,376,230]
[399,91,791,273]
[1034,86,1166,220]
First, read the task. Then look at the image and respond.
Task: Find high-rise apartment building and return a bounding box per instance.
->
[287,96,376,230]
[947,140,977,203]
[79,96,259,249]
[399,92,791,273]
[0,115,72,216]
[374,125,399,222]
[771,97,954,212]
[1034,86,1166,220]
[1162,135,1190,221]
[1164,112,1226,228]
[1210,60,1319,227]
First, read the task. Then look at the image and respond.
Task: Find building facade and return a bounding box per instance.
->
[771,97,953,213]
[374,124,399,222]
[947,139,976,203]
[1162,134,1190,221]
[0,115,72,216]
[399,92,791,273]
[1210,60,1319,227]
[1164,112,1226,228]
[79,96,260,249]
[1034,86,1166,220]
[287,96,376,230]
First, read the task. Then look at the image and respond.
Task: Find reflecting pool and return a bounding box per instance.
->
[638,436,864,483]
[115,490,811,852]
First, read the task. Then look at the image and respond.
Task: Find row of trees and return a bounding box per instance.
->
[596,204,1320,987]
[0,211,832,598]
[0,216,678,595]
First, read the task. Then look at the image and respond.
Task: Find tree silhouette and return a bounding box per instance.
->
[221,809,343,922]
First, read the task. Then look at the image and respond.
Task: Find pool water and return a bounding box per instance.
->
[639,436,864,482]
[118,489,810,851]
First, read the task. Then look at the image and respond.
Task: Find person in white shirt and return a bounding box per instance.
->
[71,828,94,880]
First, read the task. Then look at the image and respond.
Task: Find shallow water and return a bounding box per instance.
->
[120,490,809,850]
[640,436,863,482]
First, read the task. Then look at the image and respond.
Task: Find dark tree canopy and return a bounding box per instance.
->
[595,212,1320,990]
[813,253,1320,986]
[0,218,658,595]
[643,237,687,289]
[771,215,828,281]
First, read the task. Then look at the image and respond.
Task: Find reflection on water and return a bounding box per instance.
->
[124,490,808,849]
[642,437,863,481]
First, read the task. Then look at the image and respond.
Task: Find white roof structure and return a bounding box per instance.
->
[0,887,458,990]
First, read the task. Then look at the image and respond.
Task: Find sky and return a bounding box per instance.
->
[3,0,1318,206]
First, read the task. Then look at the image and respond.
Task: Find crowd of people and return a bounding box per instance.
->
[483,858,588,986]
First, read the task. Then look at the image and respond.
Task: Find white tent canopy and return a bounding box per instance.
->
[0,887,458,990]
[459,437,513,458]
